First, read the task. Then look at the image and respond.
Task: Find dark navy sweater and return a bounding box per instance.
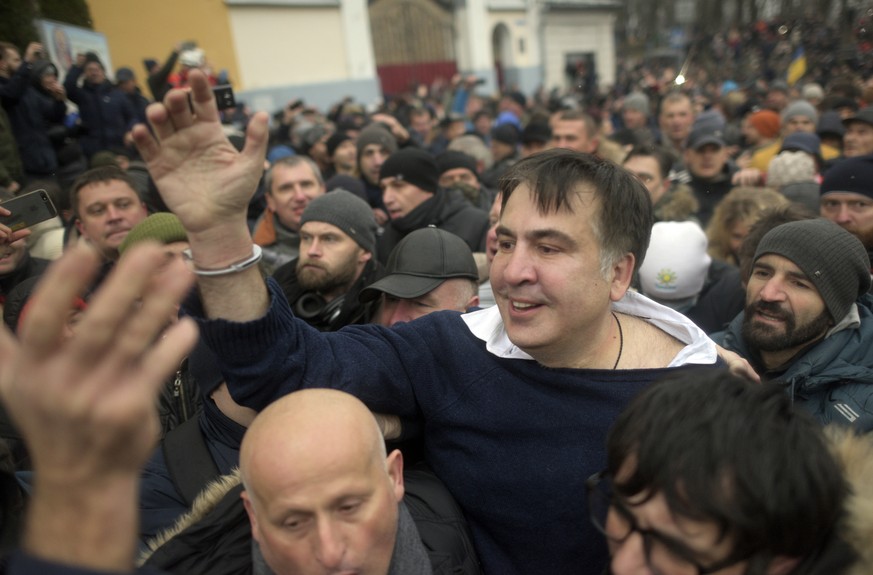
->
[188,279,719,574]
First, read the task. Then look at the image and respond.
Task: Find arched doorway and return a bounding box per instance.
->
[492,23,512,91]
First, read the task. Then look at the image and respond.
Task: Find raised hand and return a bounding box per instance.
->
[0,244,198,482]
[132,70,269,242]
[0,243,198,570]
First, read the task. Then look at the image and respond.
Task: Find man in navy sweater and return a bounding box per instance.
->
[124,71,722,574]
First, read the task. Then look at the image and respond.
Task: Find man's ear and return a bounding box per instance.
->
[241,490,262,543]
[74,218,86,238]
[386,449,405,502]
[359,249,372,265]
[264,191,277,213]
[466,294,480,310]
[609,253,635,302]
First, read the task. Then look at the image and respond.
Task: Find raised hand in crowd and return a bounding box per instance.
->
[0,244,197,572]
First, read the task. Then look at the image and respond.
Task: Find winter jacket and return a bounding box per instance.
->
[63,66,136,157]
[376,189,489,264]
[0,61,66,176]
[718,294,873,432]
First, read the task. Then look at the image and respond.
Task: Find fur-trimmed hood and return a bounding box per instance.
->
[654,183,699,223]
[139,469,242,566]
[825,426,873,575]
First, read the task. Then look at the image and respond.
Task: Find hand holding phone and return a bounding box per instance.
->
[0,190,58,233]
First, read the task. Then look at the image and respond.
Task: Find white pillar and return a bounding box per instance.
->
[526,0,541,65]
[465,0,491,72]
[340,0,376,79]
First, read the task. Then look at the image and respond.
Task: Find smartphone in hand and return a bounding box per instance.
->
[0,190,58,232]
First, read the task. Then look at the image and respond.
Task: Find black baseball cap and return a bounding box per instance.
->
[842,106,873,128]
[359,227,479,302]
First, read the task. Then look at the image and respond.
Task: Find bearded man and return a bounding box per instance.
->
[716,218,873,432]
[272,190,382,331]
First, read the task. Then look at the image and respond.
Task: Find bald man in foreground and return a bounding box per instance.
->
[240,389,432,575]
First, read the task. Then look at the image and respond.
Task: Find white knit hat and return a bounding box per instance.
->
[639,221,711,303]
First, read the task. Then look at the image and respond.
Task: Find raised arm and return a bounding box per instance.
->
[132,69,271,322]
[0,244,197,573]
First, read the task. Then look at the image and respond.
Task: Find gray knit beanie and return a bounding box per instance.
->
[356,124,398,160]
[781,100,818,126]
[623,92,650,116]
[299,189,377,254]
[754,219,871,321]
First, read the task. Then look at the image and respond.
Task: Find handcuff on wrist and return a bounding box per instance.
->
[182,244,262,276]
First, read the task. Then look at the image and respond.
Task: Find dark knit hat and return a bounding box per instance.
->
[436,151,478,179]
[299,189,377,254]
[818,110,846,138]
[359,227,478,302]
[492,124,520,146]
[118,212,187,255]
[84,52,103,68]
[754,219,871,321]
[820,155,873,199]
[356,124,398,160]
[504,91,526,109]
[325,174,366,201]
[326,131,352,158]
[115,67,135,83]
[379,148,439,194]
[521,121,551,145]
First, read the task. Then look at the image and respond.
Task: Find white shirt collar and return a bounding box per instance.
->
[461,290,718,367]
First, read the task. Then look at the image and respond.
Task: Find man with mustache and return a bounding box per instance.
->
[271,189,381,331]
[716,218,873,431]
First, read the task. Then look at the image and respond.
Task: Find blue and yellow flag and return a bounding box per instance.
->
[787,46,807,86]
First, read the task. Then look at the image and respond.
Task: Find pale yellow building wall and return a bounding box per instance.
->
[87,0,241,90]
[226,6,348,90]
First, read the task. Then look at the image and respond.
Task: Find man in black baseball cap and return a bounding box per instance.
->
[841,106,873,158]
[716,218,873,432]
[820,154,873,259]
[361,227,479,326]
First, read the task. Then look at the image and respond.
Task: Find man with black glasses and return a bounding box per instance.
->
[587,369,867,575]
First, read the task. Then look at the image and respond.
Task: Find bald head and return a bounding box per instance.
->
[241,389,385,486]
[240,389,404,575]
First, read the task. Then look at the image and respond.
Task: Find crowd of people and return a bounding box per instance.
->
[1,24,873,575]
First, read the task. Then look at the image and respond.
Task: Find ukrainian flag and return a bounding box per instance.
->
[787,46,807,86]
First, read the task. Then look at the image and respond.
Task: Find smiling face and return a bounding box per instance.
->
[490,183,631,367]
[266,163,325,231]
[741,254,830,369]
[75,179,148,259]
[0,238,27,276]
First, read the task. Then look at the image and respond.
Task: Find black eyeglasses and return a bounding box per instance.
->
[586,471,750,575]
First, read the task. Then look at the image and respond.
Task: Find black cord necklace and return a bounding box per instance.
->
[611,311,623,370]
